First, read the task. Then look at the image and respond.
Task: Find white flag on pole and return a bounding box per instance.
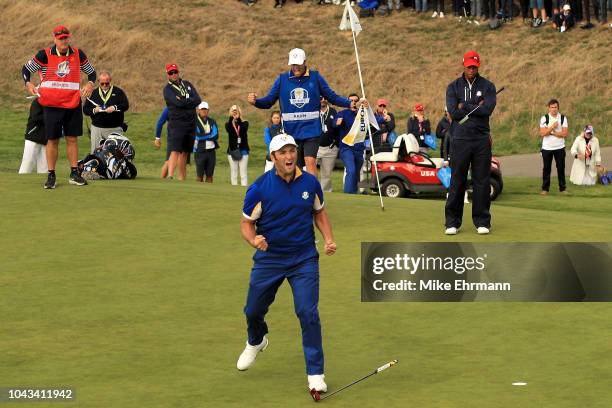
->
[339,1,362,35]
[341,105,380,146]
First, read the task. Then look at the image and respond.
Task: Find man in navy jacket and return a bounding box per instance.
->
[444,51,497,236]
[247,48,352,175]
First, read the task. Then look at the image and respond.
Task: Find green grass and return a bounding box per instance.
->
[1,107,612,407]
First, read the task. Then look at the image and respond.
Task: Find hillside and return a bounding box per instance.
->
[1,0,610,153]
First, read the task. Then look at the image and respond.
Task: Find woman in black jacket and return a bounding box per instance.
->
[407,103,432,152]
[225,105,250,186]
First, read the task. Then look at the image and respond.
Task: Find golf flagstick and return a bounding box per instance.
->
[458,86,505,124]
[341,2,384,211]
[310,359,398,402]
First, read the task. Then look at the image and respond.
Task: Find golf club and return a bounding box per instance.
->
[310,359,398,402]
[458,86,505,124]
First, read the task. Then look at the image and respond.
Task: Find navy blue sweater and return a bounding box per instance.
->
[445,74,496,140]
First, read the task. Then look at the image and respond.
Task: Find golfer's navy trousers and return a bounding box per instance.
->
[244,257,323,375]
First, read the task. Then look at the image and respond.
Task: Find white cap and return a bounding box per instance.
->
[197,101,209,110]
[288,48,306,65]
[562,4,571,10]
[269,134,297,154]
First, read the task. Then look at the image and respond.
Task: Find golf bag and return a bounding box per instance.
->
[79,132,137,179]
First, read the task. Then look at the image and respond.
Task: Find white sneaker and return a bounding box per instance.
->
[432,11,438,17]
[308,374,327,392]
[445,227,458,235]
[439,11,445,18]
[477,227,490,235]
[236,336,268,371]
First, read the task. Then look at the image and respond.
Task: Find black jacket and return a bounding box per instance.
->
[435,116,452,158]
[83,85,129,128]
[24,99,46,145]
[407,116,432,148]
[319,107,339,147]
[446,74,496,140]
[163,79,201,127]
[225,117,250,153]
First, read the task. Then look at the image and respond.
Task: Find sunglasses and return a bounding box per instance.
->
[55,30,70,36]
[378,104,387,108]
[99,82,110,86]
[350,99,359,103]
[167,70,179,75]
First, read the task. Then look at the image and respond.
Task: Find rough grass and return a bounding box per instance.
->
[1,0,610,154]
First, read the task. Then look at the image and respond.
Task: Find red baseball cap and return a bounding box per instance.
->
[463,50,480,67]
[53,25,70,39]
[414,103,424,112]
[166,63,179,74]
[376,98,389,107]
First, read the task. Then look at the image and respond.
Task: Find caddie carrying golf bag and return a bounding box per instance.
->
[79,132,137,179]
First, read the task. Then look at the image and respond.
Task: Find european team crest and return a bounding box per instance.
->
[56,61,70,78]
[302,191,309,200]
[290,88,310,108]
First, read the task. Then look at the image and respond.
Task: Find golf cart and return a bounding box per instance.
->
[366,134,503,200]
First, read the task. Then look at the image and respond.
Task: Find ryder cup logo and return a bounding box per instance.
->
[302,191,309,200]
[290,88,310,108]
[55,61,70,78]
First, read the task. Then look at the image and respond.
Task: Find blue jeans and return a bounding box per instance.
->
[415,0,428,11]
[244,259,323,375]
[340,147,364,194]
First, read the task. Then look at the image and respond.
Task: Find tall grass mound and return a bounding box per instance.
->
[1,0,610,154]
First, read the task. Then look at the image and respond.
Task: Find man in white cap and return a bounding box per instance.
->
[193,101,219,183]
[248,48,357,176]
[238,133,336,395]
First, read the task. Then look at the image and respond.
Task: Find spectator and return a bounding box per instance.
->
[19,99,48,174]
[247,48,351,176]
[539,98,569,195]
[22,24,95,189]
[432,0,445,16]
[553,4,576,31]
[581,0,595,27]
[317,96,339,192]
[595,0,607,23]
[336,93,366,194]
[531,0,548,26]
[471,0,483,20]
[453,0,462,15]
[163,63,201,181]
[194,101,219,183]
[387,0,403,12]
[359,0,380,16]
[520,0,531,22]
[153,107,170,178]
[415,0,427,12]
[226,105,250,186]
[436,106,452,159]
[264,111,284,172]
[407,103,432,153]
[83,70,129,153]
[570,125,602,186]
[372,98,396,149]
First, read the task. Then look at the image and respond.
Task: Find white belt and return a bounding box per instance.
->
[282,111,319,122]
[40,81,80,90]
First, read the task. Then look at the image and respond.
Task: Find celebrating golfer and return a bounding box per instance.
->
[237,134,336,394]
[247,48,353,176]
[444,50,497,235]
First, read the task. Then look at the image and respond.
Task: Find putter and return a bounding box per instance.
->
[310,360,398,402]
[458,86,505,124]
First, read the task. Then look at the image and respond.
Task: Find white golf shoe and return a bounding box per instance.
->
[477,227,490,235]
[236,336,268,371]
[445,227,459,235]
[308,374,327,393]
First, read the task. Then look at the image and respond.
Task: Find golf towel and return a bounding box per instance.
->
[437,166,451,188]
